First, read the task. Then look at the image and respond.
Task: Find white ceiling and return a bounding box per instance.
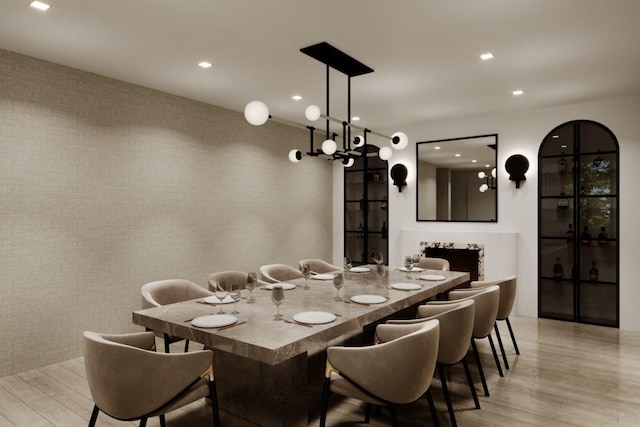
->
[1,0,639,135]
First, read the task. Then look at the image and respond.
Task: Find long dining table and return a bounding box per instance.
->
[132,266,469,426]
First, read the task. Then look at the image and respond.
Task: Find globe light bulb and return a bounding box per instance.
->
[478,171,486,179]
[322,139,337,155]
[342,158,355,168]
[288,149,302,163]
[353,135,365,147]
[391,132,409,150]
[491,167,497,178]
[305,105,321,121]
[480,184,489,192]
[244,101,269,126]
[379,146,393,160]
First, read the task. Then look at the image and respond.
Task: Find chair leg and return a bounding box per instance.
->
[487,334,504,377]
[364,403,372,423]
[159,414,167,427]
[438,364,456,427]
[208,380,221,427]
[88,405,99,427]
[163,333,171,353]
[462,358,480,409]
[505,317,520,355]
[425,389,440,427]
[184,339,190,352]
[494,323,510,370]
[389,405,399,427]
[471,339,489,396]
[319,378,331,427]
[139,418,147,427]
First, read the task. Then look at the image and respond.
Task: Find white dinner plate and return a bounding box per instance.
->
[350,267,370,273]
[312,273,335,281]
[399,266,425,272]
[191,314,237,328]
[419,274,447,281]
[391,283,422,291]
[350,294,387,304]
[264,283,297,290]
[203,295,234,304]
[293,311,337,325]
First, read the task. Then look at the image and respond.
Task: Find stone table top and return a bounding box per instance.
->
[132,267,469,365]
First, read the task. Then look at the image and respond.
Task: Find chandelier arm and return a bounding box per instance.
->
[318,113,392,140]
[326,64,330,140]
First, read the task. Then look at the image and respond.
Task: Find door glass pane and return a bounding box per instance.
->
[580,122,617,153]
[579,282,617,326]
[540,279,574,320]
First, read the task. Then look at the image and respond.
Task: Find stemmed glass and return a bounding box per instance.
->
[411,253,421,278]
[344,256,352,280]
[374,252,384,265]
[214,281,229,314]
[333,272,344,301]
[375,263,385,288]
[301,264,311,290]
[403,256,414,279]
[246,272,257,303]
[271,284,284,320]
[229,283,241,314]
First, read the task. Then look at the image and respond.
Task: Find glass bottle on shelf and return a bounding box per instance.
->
[580,226,592,245]
[553,258,563,279]
[359,194,365,211]
[566,224,574,242]
[589,261,599,281]
[357,223,364,238]
[381,221,388,239]
[380,196,387,210]
[598,226,609,246]
[558,152,568,174]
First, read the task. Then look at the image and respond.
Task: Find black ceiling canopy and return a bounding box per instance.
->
[300,42,374,77]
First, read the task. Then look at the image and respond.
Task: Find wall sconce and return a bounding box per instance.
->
[390,164,408,192]
[505,154,529,188]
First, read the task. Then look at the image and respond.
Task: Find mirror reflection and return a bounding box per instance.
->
[417,134,498,222]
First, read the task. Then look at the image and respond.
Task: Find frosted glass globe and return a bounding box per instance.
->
[322,139,337,155]
[379,146,393,160]
[244,101,269,126]
[391,132,408,150]
[305,105,322,121]
[353,135,365,147]
[288,149,302,163]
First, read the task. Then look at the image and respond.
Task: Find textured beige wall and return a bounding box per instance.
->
[0,49,332,376]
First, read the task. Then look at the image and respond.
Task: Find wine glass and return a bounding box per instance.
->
[271,284,285,320]
[344,256,352,280]
[374,252,384,265]
[403,256,414,279]
[214,281,229,314]
[230,283,241,314]
[411,253,421,277]
[301,264,311,290]
[246,272,257,303]
[333,272,344,301]
[374,263,385,288]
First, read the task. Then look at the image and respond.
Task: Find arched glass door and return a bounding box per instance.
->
[538,120,619,327]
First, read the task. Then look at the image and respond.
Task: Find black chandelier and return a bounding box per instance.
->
[243,42,409,166]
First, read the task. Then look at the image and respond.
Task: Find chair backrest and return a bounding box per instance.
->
[208,270,248,291]
[447,285,500,338]
[298,259,342,274]
[417,257,450,271]
[471,275,516,320]
[141,279,212,309]
[83,331,212,420]
[327,319,439,405]
[259,264,303,283]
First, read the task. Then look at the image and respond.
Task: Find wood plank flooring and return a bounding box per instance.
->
[1,316,640,426]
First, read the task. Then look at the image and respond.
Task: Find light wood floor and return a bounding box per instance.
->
[2,316,640,426]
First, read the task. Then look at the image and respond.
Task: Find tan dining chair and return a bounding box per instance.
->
[416,256,450,271]
[83,331,220,427]
[259,263,303,283]
[319,320,440,427]
[141,279,213,353]
[429,285,502,397]
[298,258,342,274]
[470,275,519,369]
[387,299,479,427]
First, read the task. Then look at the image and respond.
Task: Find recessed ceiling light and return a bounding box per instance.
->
[485,164,491,168]
[292,95,302,101]
[352,116,360,121]
[552,135,560,139]
[30,1,50,11]
[434,146,441,150]
[198,61,212,69]
[455,153,461,157]
[513,90,524,96]
[472,159,477,163]
[480,53,494,61]
[561,145,568,148]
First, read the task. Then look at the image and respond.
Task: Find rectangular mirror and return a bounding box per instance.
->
[417,134,498,222]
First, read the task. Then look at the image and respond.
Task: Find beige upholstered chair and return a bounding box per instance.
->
[298,258,342,274]
[430,285,502,397]
[141,279,213,353]
[416,257,450,271]
[470,275,519,369]
[83,331,220,427]
[320,320,440,427]
[259,263,303,283]
[387,299,479,427]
